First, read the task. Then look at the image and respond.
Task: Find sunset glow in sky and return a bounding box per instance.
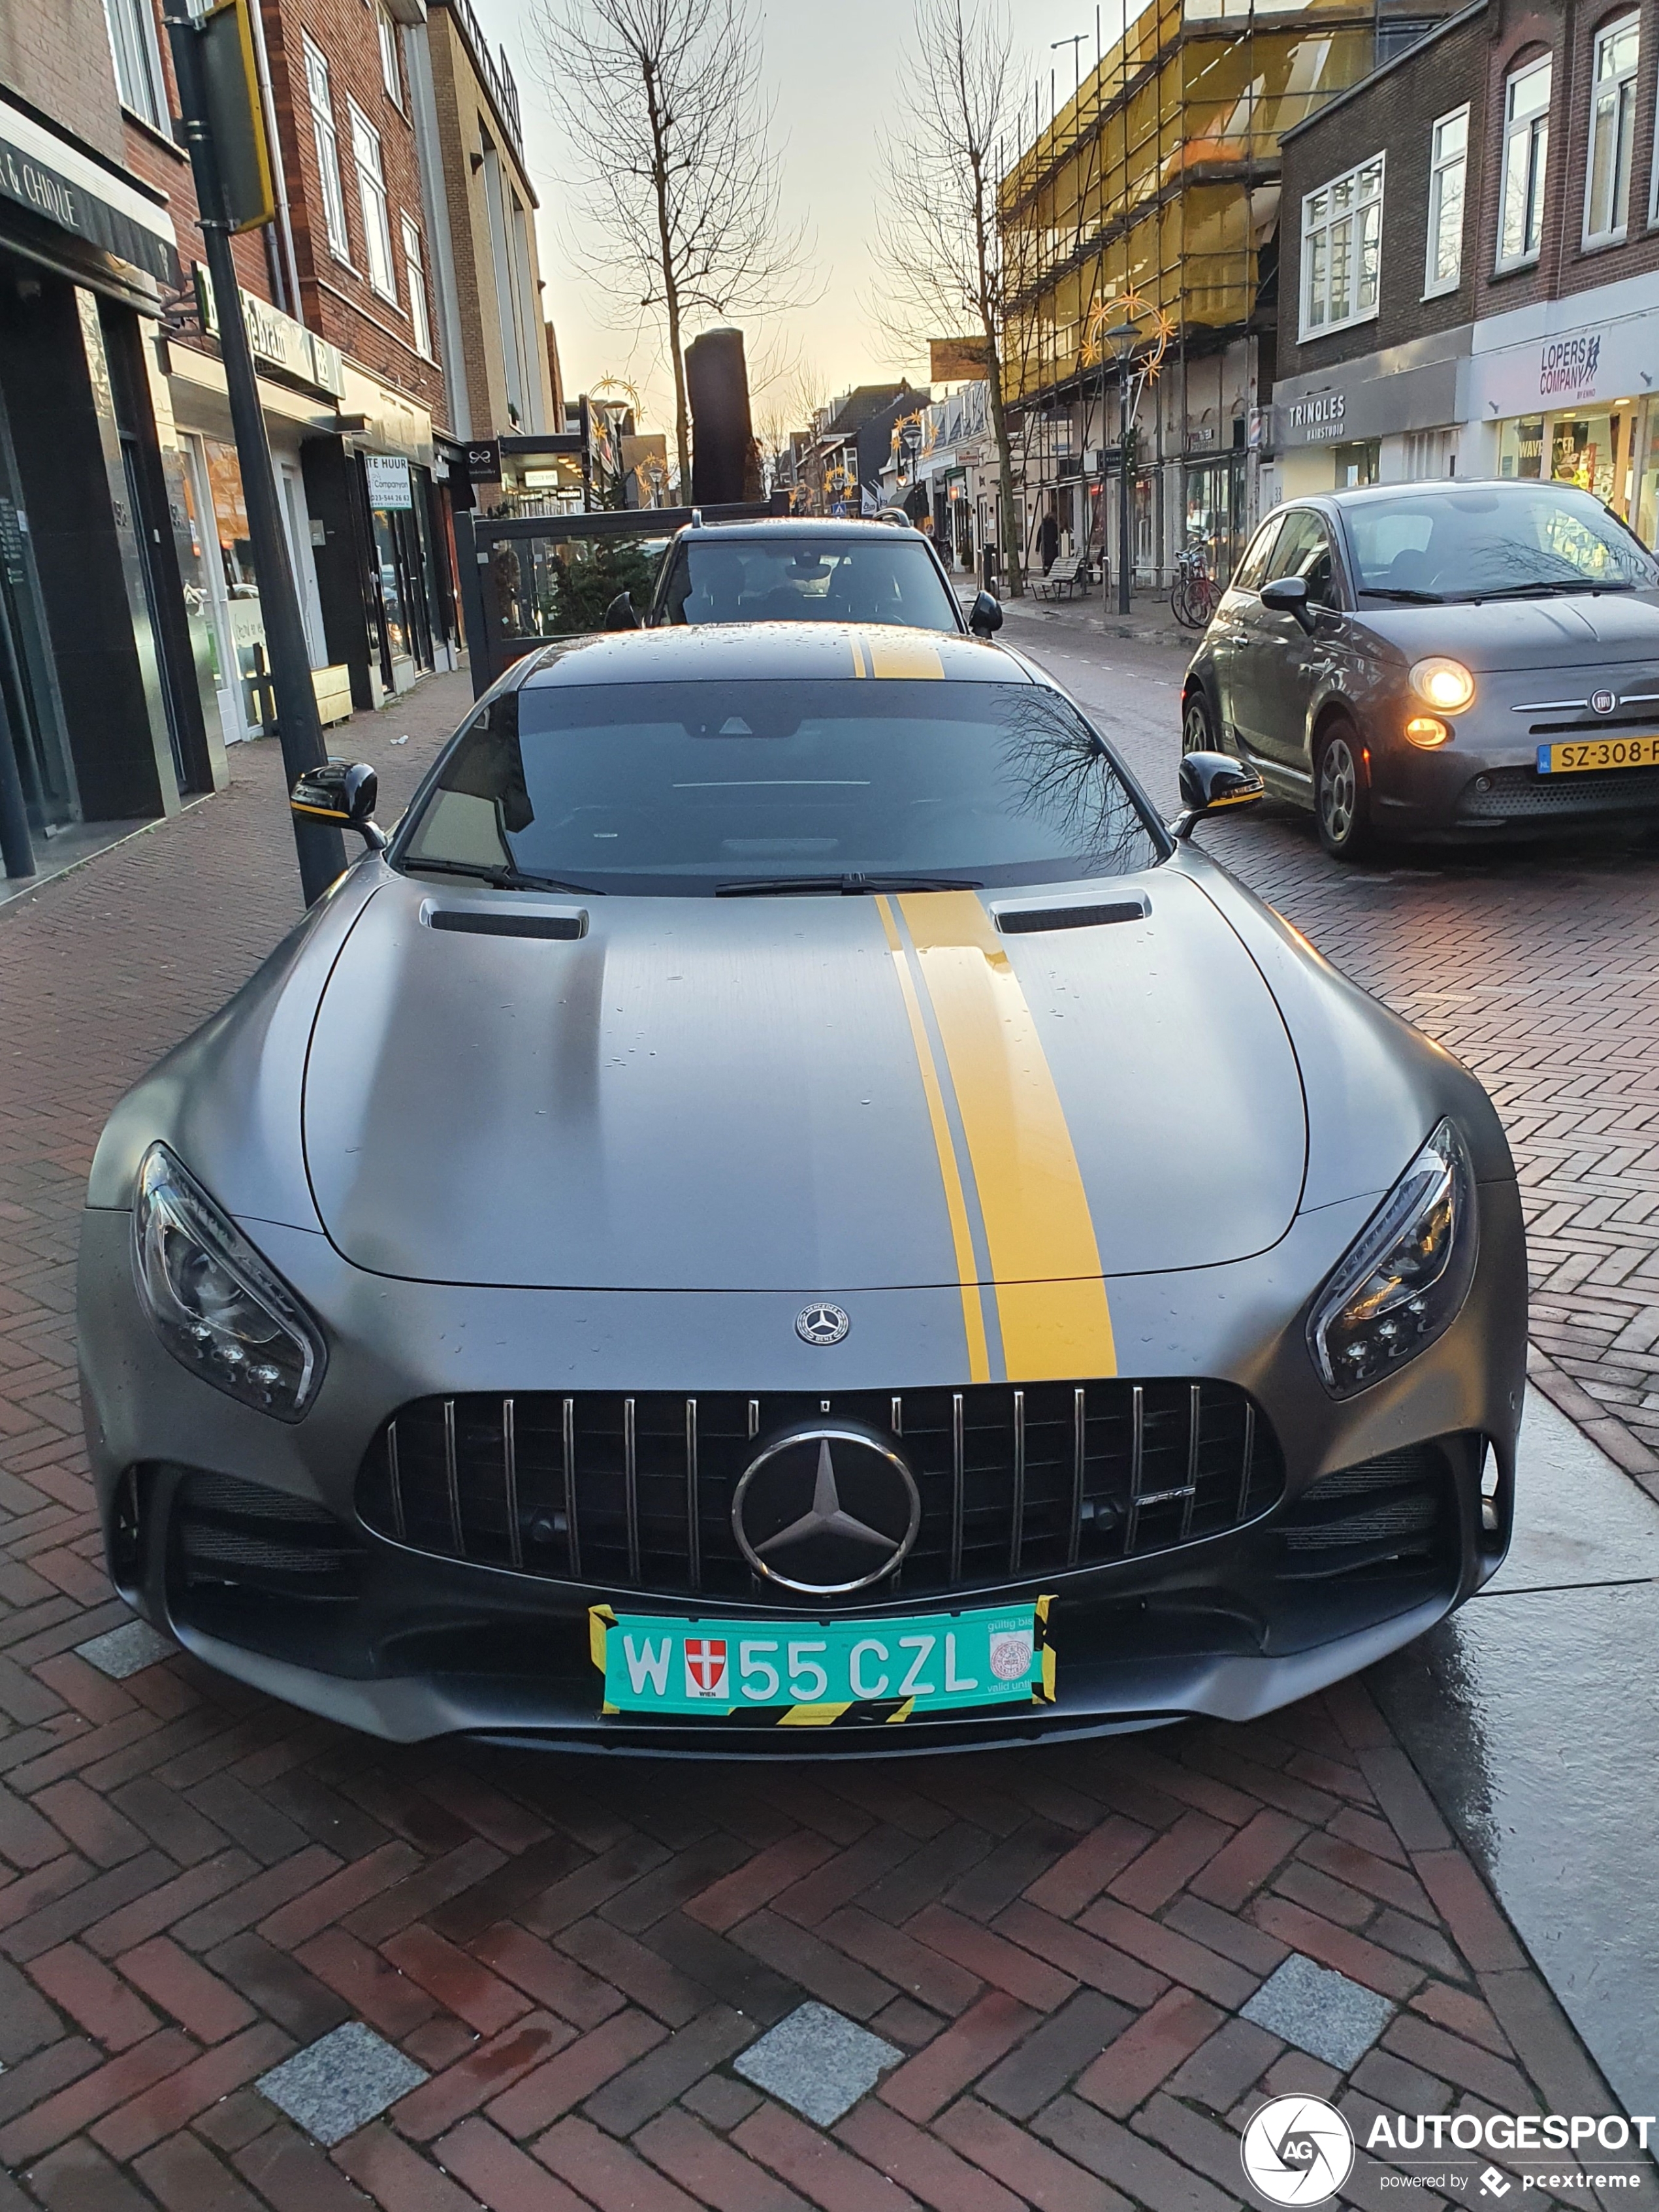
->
[484,0,1146,429]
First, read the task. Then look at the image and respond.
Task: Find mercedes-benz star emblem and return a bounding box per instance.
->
[796,1302,850,1346]
[1590,689,1617,714]
[732,1422,920,1593]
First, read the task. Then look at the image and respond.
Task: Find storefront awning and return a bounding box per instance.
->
[0,94,179,296]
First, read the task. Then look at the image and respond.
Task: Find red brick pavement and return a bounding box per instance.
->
[0,672,1643,2209]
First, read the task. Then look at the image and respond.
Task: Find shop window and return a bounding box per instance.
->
[1498,415,1545,478]
[1498,54,1551,270]
[349,101,398,303]
[1583,14,1638,245]
[1300,156,1383,338]
[377,4,403,106]
[103,0,169,132]
[402,218,434,359]
[304,38,352,263]
[1332,440,1380,487]
[1424,106,1467,295]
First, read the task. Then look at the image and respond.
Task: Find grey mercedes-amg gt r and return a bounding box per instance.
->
[78,623,1524,1753]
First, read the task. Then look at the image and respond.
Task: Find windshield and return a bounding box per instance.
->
[660,538,959,630]
[1343,485,1659,599]
[397,679,1163,896]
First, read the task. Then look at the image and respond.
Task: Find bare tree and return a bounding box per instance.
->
[874,0,1026,595]
[534,0,813,493]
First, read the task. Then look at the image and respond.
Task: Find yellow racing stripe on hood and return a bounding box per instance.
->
[863,631,944,679]
[899,892,1116,1382]
[877,898,991,1383]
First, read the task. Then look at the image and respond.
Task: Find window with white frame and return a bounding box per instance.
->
[102,0,169,133]
[1423,106,1468,295]
[376,5,402,106]
[348,99,397,301]
[1301,156,1384,338]
[304,37,351,261]
[1498,54,1551,268]
[1584,13,1638,245]
[402,216,434,358]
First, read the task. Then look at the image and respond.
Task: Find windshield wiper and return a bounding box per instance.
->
[400,856,603,895]
[715,872,986,897]
[1458,579,1634,600]
[1357,586,1445,602]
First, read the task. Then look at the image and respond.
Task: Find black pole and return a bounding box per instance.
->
[167,12,345,905]
[0,677,36,881]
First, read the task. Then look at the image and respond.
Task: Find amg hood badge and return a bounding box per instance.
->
[732,1423,921,1593]
[796,1302,850,1346]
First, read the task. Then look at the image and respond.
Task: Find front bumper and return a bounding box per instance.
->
[1368,708,1659,836]
[77,1181,1526,1753]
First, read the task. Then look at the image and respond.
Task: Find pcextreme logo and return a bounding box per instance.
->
[1241,2099,1657,2204]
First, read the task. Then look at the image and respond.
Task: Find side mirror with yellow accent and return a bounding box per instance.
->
[1172,751,1265,841]
[291,760,386,851]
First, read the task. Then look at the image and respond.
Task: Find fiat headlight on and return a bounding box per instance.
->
[132,1144,325,1419]
[1409,657,1475,713]
[1308,1120,1477,1395]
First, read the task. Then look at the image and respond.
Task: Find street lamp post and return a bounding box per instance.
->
[1103,321,1142,617]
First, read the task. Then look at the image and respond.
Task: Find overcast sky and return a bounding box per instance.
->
[482,0,1144,429]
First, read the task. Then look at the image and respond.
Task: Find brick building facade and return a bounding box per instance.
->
[406,0,556,445]
[1272,0,1659,538]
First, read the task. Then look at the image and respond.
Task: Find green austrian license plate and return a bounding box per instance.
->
[591,1597,1055,1728]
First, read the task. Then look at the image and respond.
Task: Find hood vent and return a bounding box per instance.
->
[995,896,1150,935]
[427,909,586,941]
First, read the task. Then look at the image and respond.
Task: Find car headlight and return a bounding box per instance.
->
[1409,657,1475,713]
[131,1144,325,1420]
[1307,1120,1477,1396]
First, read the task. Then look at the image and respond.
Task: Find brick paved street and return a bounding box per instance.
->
[0,658,1649,2211]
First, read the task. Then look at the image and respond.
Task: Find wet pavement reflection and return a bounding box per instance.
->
[1371,1389,1659,2115]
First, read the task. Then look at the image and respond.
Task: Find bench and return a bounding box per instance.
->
[1033,551,1090,599]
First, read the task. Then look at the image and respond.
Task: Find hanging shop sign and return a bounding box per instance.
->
[195,270,346,398]
[364,454,413,510]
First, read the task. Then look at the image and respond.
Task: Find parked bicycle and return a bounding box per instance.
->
[1171,540,1223,630]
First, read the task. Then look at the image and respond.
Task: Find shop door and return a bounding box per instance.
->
[120,439,188,790]
[0,389,77,834]
[201,440,272,737]
[396,506,434,670]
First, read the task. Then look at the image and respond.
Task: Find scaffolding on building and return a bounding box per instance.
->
[998,0,1447,581]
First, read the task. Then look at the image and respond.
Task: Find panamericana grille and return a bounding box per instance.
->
[355,1382,1283,1602]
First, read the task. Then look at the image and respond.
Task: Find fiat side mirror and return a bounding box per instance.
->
[1259,574,1315,632]
[969,589,1003,638]
[291,760,386,851]
[1171,751,1266,840]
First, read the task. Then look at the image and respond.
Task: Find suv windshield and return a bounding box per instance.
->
[1344,485,1659,599]
[398,679,1163,896]
[659,538,959,629]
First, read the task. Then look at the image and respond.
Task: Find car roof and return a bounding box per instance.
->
[1312,478,1563,510]
[518,623,1030,688]
[673,518,927,542]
